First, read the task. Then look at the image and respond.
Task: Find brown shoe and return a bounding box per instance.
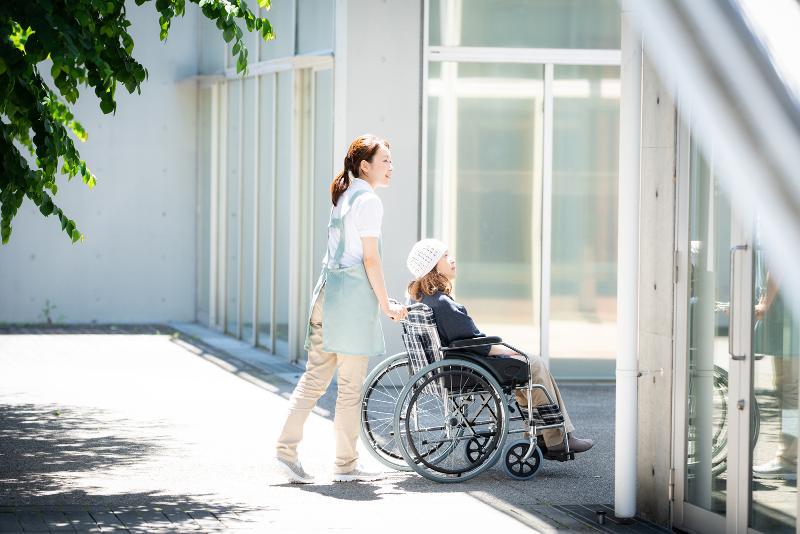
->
[547,434,594,454]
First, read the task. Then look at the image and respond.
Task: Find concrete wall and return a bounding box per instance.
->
[0,3,199,323]
[337,0,423,360]
[636,52,677,525]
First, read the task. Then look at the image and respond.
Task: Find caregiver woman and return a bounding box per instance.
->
[275,134,407,484]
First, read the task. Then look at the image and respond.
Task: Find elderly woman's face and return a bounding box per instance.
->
[435,250,457,280]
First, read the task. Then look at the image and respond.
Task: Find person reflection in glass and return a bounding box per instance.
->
[752,263,800,481]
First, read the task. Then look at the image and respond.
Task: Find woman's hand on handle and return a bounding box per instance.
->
[385,300,408,322]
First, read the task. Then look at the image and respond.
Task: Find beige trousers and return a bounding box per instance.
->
[513,354,575,447]
[275,285,369,474]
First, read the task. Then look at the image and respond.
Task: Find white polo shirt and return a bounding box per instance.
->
[323,177,383,268]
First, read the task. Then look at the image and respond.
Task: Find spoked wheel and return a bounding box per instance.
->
[394,360,510,483]
[502,439,543,480]
[360,352,414,471]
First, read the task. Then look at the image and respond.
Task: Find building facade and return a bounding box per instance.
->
[8,2,798,532]
[192,0,623,379]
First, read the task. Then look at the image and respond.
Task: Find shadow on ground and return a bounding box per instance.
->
[0,402,257,530]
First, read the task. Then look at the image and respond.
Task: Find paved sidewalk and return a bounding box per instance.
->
[0,325,666,533]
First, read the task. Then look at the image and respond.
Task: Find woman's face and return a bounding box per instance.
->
[360,145,393,188]
[435,250,457,280]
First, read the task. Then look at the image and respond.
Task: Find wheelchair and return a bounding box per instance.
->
[360,302,573,483]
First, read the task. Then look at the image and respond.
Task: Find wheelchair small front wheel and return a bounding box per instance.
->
[502,439,543,480]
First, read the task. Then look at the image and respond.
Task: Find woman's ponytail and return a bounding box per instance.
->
[330,134,390,206]
[330,161,352,207]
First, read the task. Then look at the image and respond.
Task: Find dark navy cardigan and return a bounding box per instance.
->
[419,291,491,356]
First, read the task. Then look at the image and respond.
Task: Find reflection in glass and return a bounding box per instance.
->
[429,0,619,49]
[240,78,256,343]
[225,81,241,336]
[685,141,731,515]
[257,74,275,348]
[426,61,545,356]
[750,233,799,533]
[550,65,619,376]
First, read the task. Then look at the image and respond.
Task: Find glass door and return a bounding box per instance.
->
[675,124,799,533]
[681,137,736,531]
[748,220,799,533]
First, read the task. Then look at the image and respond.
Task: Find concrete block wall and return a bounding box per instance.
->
[0,3,199,323]
[337,0,423,360]
[636,52,677,525]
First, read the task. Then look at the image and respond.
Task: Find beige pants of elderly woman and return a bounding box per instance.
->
[275,285,369,474]
[512,354,575,447]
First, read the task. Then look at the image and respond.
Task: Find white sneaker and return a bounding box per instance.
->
[332,466,384,482]
[275,456,315,484]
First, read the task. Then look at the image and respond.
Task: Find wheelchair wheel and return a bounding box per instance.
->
[686,364,761,476]
[394,359,510,483]
[360,352,413,471]
[502,439,543,480]
[465,434,490,463]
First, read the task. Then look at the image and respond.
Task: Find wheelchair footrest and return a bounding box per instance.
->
[543,450,576,462]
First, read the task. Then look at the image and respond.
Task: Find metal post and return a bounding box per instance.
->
[615,8,642,520]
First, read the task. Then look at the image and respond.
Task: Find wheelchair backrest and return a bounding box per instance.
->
[400,303,443,376]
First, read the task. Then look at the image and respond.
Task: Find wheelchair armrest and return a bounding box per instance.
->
[442,336,503,351]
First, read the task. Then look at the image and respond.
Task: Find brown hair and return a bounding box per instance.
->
[407,270,453,302]
[330,134,390,206]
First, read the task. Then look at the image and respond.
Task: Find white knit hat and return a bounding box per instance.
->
[407,239,448,280]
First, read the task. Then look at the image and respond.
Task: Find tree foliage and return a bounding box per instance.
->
[0,0,274,244]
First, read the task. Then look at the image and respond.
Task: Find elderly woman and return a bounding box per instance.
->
[405,239,593,457]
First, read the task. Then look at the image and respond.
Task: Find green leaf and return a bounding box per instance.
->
[99,99,114,114]
[0,0,277,244]
[9,23,35,54]
[39,196,54,216]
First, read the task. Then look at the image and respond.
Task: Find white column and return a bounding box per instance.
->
[615,8,642,520]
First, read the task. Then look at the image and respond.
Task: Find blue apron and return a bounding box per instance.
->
[304,189,386,357]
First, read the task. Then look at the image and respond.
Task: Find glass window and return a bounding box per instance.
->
[426,61,545,355]
[274,71,293,350]
[312,69,335,275]
[257,74,276,348]
[241,78,257,343]
[685,137,732,515]
[225,81,242,336]
[429,0,620,49]
[197,87,213,325]
[297,0,334,54]
[549,64,619,378]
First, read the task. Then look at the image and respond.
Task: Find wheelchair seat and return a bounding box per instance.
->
[442,350,529,387]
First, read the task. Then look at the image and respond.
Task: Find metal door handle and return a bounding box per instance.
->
[729,245,748,360]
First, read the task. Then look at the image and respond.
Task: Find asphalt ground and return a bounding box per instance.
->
[0,325,664,533]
